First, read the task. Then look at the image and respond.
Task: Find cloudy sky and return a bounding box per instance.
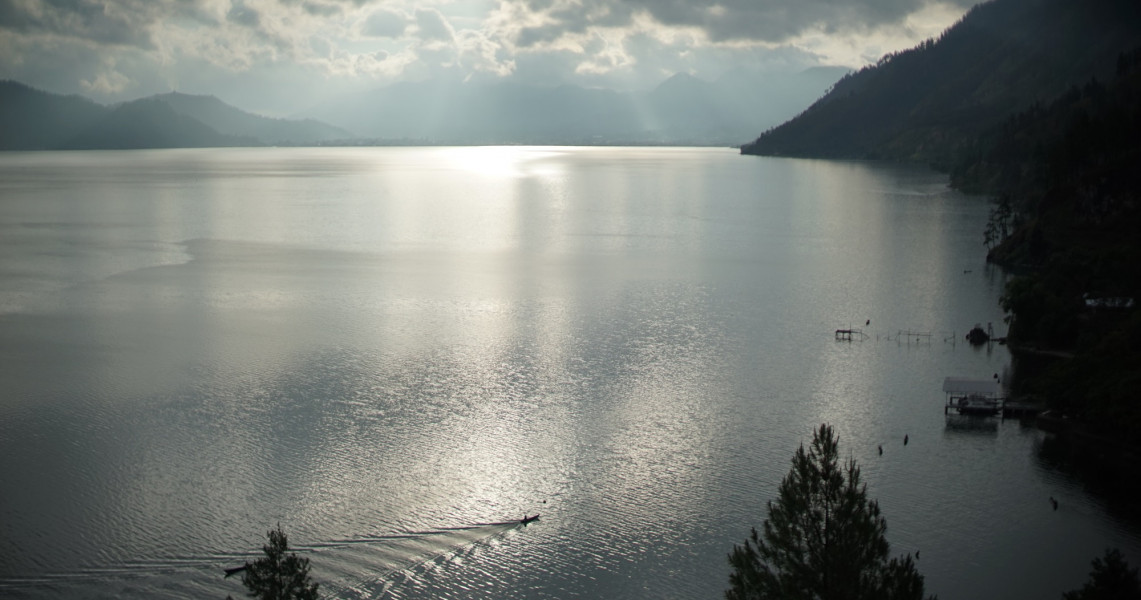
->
[0,0,975,115]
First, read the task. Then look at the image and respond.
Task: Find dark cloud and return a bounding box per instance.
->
[227,2,262,28]
[515,0,974,43]
[0,28,183,100]
[0,0,159,48]
[276,0,375,11]
[302,2,342,17]
[515,24,566,48]
[362,8,407,38]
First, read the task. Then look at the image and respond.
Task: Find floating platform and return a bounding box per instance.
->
[942,377,1042,418]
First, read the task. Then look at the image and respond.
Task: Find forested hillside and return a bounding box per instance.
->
[961,50,1141,440]
[741,0,1141,169]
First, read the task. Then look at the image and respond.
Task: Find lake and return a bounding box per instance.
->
[0,147,1137,599]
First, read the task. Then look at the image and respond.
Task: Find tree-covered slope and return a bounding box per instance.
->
[973,51,1141,440]
[741,0,1141,169]
[951,53,1141,199]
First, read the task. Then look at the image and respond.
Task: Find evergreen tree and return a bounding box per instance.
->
[1063,549,1141,600]
[241,525,320,600]
[727,424,931,600]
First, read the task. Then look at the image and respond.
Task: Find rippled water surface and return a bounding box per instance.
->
[0,147,1137,599]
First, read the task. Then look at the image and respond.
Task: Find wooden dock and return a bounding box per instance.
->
[941,377,1041,419]
[835,328,867,341]
[943,396,1044,418]
[897,330,932,344]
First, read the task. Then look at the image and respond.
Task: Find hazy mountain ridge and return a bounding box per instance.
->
[0,81,348,150]
[2,67,846,149]
[741,0,1141,167]
[58,97,255,150]
[300,67,850,146]
[154,92,349,145]
[0,81,109,150]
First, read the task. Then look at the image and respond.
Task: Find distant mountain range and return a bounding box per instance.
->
[0,82,350,150]
[0,67,847,150]
[741,0,1141,168]
[298,67,849,146]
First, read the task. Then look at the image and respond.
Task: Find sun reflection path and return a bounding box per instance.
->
[436,146,565,179]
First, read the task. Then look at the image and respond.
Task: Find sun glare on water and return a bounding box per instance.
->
[437,146,564,179]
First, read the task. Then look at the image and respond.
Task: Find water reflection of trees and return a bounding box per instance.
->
[943,415,999,436]
[1035,434,1141,528]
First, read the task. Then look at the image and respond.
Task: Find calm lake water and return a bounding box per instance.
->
[0,147,1137,599]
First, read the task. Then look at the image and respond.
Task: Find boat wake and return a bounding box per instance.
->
[299,521,529,598]
[0,521,534,599]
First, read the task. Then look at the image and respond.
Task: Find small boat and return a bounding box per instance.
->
[520,514,540,525]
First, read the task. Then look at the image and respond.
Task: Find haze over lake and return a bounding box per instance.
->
[0,147,1137,599]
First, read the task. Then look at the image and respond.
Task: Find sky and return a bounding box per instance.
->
[0,0,976,116]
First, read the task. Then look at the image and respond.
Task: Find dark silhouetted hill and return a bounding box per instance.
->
[0,81,109,150]
[0,83,350,149]
[741,0,1141,168]
[153,92,349,144]
[58,98,253,149]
